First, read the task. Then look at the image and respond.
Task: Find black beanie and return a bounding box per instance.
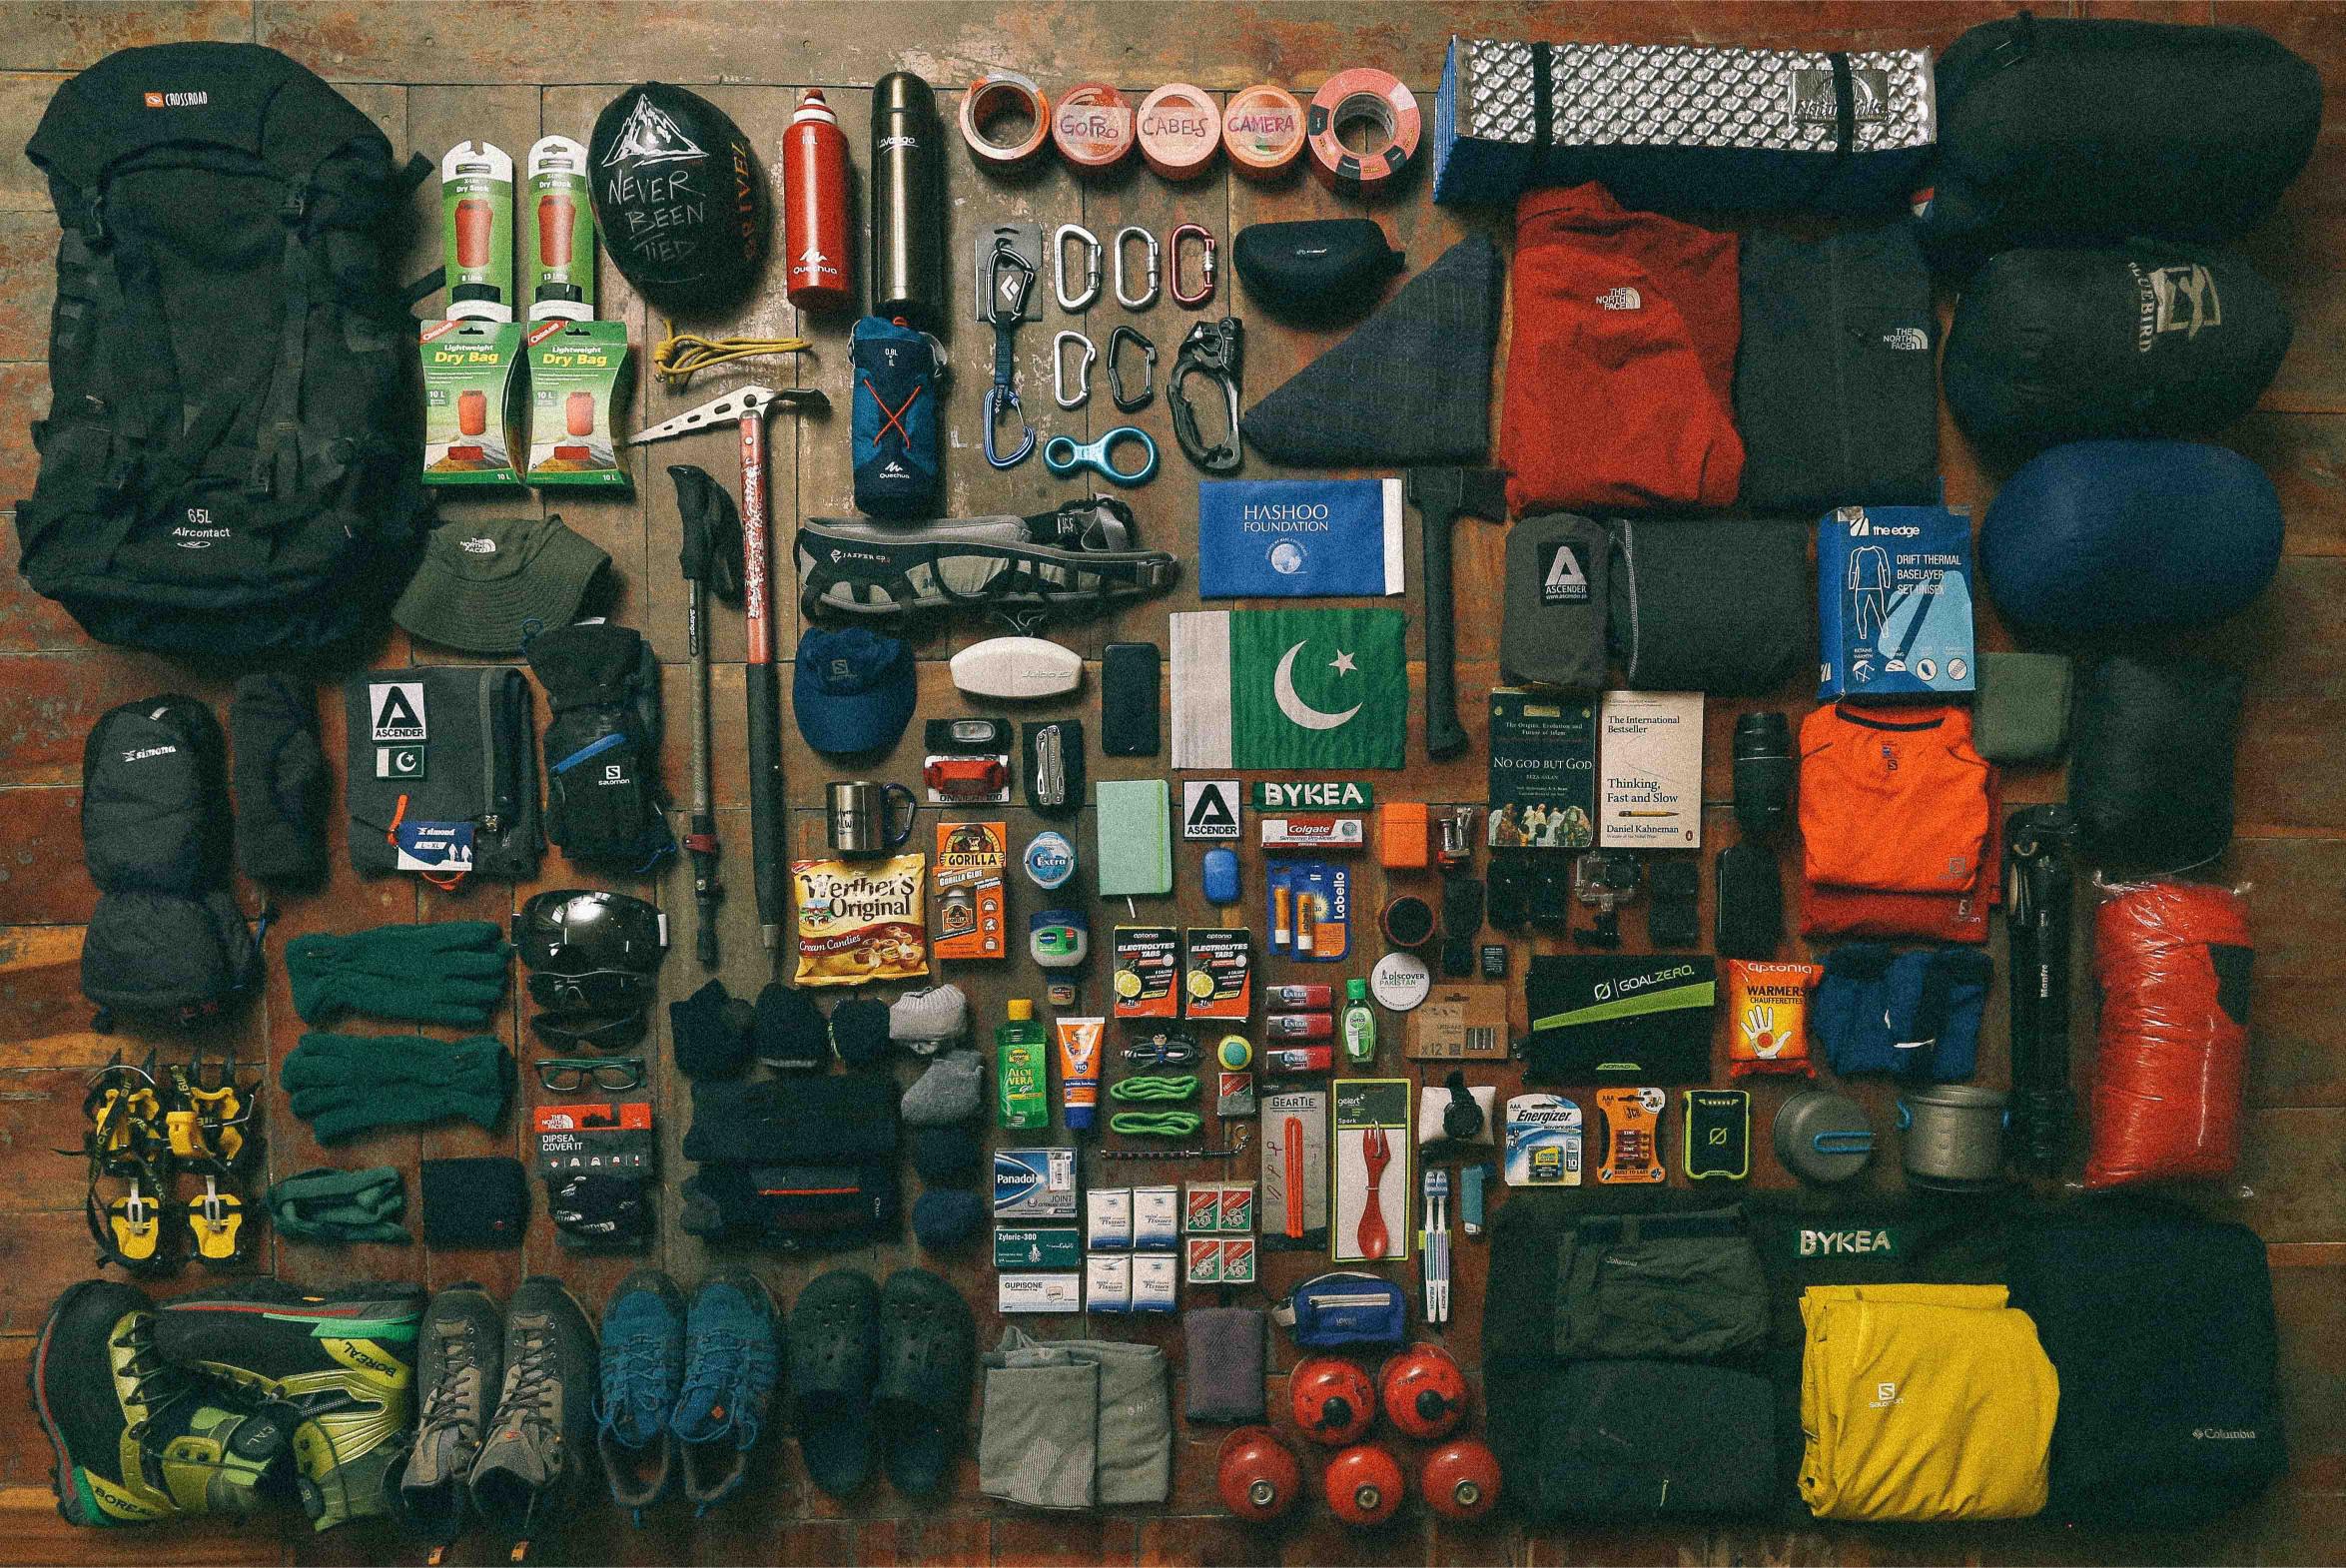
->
[419,1157,529,1248]
[910,1125,984,1185]
[755,983,829,1071]
[913,1188,984,1248]
[828,997,891,1068]
[671,979,753,1078]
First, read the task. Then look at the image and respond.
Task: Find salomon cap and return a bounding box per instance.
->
[794,626,916,756]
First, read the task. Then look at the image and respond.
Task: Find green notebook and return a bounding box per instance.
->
[1095,778,1173,896]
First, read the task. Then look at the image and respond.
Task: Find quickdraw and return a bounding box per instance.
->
[1171,223,1218,307]
[1170,316,1245,473]
[1114,224,1161,309]
[1053,331,1095,409]
[982,236,1038,468]
[797,499,1180,625]
[1108,325,1157,411]
[1054,222,1102,312]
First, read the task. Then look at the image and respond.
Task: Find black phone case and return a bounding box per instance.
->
[1101,643,1161,757]
[1684,1089,1751,1180]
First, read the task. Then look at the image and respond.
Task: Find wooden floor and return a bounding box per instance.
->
[0,2,2342,1565]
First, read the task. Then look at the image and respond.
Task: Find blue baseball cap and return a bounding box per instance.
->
[794,626,916,757]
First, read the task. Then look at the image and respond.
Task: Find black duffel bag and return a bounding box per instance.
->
[1921,14,2321,274]
[1945,247,2292,456]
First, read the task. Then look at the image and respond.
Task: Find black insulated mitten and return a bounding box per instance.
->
[231,673,327,889]
[527,621,672,867]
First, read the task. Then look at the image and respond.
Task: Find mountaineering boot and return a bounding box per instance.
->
[32,1279,290,1527]
[673,1272,781,1512]
[153,1277,425,1531]
[596,1268,685,1522]
[470,1275,598,1556]
[392,1284,503,1552]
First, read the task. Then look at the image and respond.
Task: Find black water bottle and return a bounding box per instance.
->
[1732,711,1796,841]
[870,72,944,327]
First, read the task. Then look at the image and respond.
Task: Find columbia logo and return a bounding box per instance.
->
[2193,1428,2257,1441]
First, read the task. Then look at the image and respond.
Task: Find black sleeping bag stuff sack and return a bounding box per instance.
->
[1734,227,1939,511]
[79,695,258,1025]
[1920,15,2321,274]
[1539,1361,1778,1521]
[1945,248,2292,457]
[2007,1199,2285,1526]
[2070,653,2242,872]
[1609,519,1809,696]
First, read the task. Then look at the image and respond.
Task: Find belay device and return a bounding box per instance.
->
[796,498,1178,624]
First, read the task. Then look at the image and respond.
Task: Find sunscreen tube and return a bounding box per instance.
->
[1056,1017,1105,1132]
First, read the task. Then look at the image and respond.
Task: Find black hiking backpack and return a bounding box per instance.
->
[16,43,430,660]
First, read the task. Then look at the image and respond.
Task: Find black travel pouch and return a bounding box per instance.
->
[1502,513,1608,690]
[344,667,540,881]
[1232,220,1405,324]
[1715,843,1783,960]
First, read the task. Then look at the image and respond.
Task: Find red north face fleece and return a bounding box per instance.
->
[1500,183,1744,515]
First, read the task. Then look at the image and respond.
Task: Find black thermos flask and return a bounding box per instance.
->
[869,72,944,327]
[1732,710,1796,841]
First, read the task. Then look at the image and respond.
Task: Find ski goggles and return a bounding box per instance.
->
[527,968,658,1016]
[535,1056,647,1093]
[514,890,667,975]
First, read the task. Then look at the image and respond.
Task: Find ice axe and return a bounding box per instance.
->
[632,385,828,952]
[1406,466,1507,761]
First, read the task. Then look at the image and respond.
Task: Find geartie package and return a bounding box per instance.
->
[1260,1088,1328,1249]
[1817,500,1976,700]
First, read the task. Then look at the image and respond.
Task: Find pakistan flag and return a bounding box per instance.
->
[1171,608,1408,770]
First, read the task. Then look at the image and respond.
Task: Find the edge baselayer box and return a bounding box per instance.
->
[1817,501,1975,699]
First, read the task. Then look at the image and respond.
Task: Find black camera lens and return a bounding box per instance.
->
[1732,711,1796,841]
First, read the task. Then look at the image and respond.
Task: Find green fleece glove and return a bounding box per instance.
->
[286,922,512,1026]
[282,1032,512,1143]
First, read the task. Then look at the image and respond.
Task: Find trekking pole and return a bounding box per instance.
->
[2004,804,2077,1176]
[666,465,744,969]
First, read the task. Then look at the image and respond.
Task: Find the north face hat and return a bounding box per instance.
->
[393,516,611,654]
[794,626,916,757]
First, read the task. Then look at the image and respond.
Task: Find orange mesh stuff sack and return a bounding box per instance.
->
[2085,879,2252,1188]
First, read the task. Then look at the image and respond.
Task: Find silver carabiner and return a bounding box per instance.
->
[1114,225,1161,311]
[1054,223,1102,313]
[1054,331,1096,409]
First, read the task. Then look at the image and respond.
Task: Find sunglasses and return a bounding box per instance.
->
[528,968,658,1015]
[530,1011,647,1054]
[514,890,667,975]
[535,1057,647,1093]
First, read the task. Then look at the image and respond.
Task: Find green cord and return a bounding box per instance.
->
[1111,1074,1199,1103]
[1109,1110,1203,1137]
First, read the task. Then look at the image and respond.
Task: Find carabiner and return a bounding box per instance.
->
[1170,223,1217,308]
[1053,331,1095,409]
[1053,223,1102,312]
[983,238,1038,468]
[1114,225,1161,310]
[1042,425,1160,488]
[1108,325,1157,412]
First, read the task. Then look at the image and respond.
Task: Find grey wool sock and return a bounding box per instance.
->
[902,1050,983,1127]
[889,984,970,1055]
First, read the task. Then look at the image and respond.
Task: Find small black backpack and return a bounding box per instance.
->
[16,42,430,660]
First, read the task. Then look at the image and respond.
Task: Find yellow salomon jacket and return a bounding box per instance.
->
[1800,1282,2058,1522]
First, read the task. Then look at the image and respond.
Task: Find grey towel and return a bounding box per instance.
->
[1240,236,1500,467]
[978,1327,1172,1508]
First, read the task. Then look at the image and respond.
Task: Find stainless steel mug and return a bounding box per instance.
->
[827,780,917,856]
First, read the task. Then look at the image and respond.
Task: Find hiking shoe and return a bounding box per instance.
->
[596,1268,684,1521]
[154,1278,424,1531]
[673,1272,780,1513]
[392,1284,502,1550]
[33,1279,289,1527]
[469,1276,597,1554]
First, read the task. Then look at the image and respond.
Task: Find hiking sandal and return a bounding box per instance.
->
[786,1269,880,1498]
[872,1267,976,1497]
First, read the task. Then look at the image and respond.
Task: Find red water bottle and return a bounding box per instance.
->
[784,88,852,311]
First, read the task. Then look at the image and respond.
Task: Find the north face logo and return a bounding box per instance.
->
[1880,327,1928,352]
[1595,286,1641,311]
[1541,543,1589,605]
[459,536,497,554]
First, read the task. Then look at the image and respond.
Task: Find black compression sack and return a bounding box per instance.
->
[2070,653,2242,873]
[1609,519,1807,696]
[1735,227,1938,511]
[1920,15,2321,273]
[1231,220,1404,324]
[79,695,259,1025]
[343,667,540,880]
[1944,247,2292,457]
[1525,955,1716,1083]
[527,621,672,867]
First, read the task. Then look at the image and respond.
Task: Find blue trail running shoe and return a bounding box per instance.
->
[594,1269,683,1523]
[673,1271,781,1513]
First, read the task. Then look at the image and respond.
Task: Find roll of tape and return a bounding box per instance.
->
[1305,69,1421,196]
[1137,82,1221,181]
[1222,83,1306,178]
[961,70,1051,167]
[1052,81,1135,172]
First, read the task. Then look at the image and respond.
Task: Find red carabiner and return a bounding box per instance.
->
[1171,223,1217,308]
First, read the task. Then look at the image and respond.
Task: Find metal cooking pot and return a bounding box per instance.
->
[1773,1090,1874,1184]
[1899,1084,2009,1189]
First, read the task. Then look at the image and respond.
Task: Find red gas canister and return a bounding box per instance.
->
[1324,1442,1404,1527]
[1290,1355,1375,1446]
[783,88,852,311]
[1216,1425,1303,1523]
[1378,1342,1468,1440]
[1421,1437,1503,1522]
